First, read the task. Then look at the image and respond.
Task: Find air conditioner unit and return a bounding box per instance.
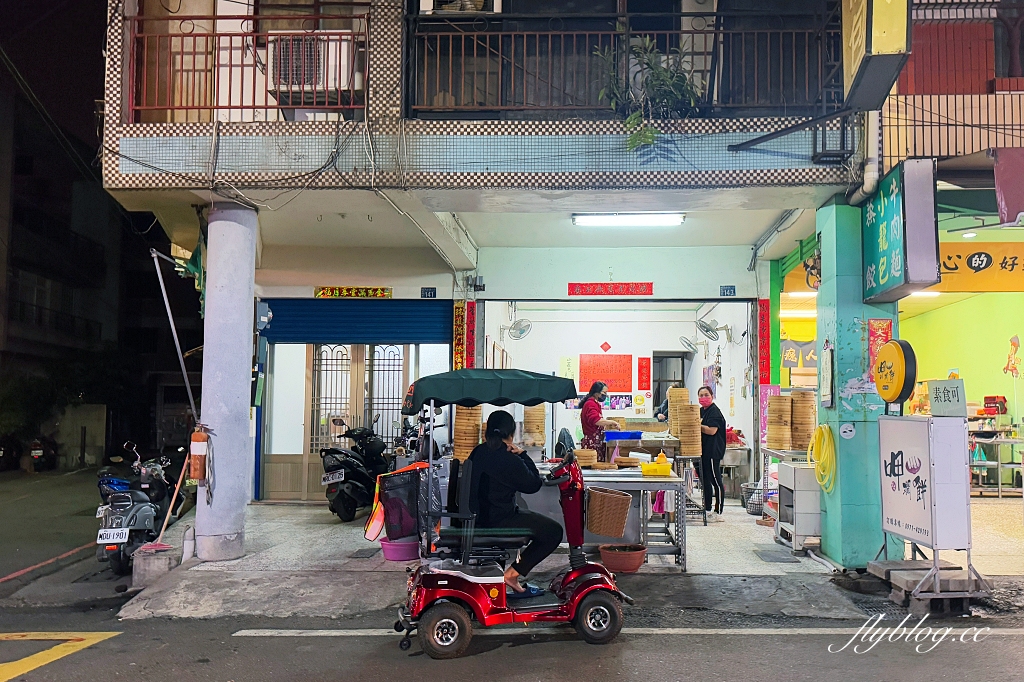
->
[266,34,363,99]
[420,0,502,14]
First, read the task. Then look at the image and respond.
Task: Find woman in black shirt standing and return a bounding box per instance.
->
[697,386,727,521]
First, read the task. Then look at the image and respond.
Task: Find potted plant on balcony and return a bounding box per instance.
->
[596,36,703,151]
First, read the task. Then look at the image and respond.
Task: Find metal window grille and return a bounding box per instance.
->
[367,344,405,450]
[310,344,351,454]
[272,35,324,87]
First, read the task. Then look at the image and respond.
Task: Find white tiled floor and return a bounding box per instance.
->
[683,500,830,575]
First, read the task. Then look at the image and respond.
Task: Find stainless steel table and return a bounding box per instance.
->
[522,467,688,569]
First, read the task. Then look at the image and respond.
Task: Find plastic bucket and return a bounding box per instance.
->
[380,538,419,561]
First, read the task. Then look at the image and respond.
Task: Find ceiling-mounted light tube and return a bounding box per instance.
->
[572,213,685,228]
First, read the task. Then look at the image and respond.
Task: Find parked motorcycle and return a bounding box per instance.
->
[320,415,390,522]
[95,442,185,575]
[28,437,58,471]
[0,435,22,471]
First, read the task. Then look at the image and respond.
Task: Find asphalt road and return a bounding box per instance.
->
[2,604,1023,682]
[0,469,100,580]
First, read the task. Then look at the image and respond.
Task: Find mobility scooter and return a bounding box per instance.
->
[393,369,633,659]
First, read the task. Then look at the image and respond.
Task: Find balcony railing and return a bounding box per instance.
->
[8,301,102,342]
[410,12,842,119]
[126,9,369,123]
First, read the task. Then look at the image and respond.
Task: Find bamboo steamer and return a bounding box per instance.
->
[666,387,692,440]
[766,395,793,450]
[790,391,817,450]
[592,462,618,470]
[453,405,483,461]
[523,404,546,432]
[674,403,702,456]
[575,449,598,467]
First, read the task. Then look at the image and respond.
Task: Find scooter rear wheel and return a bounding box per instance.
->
[573,591,623,644]
[418,602,473,659]
[333,493,357,522]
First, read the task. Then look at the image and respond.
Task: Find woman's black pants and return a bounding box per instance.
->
[701,453,725,514]
[486,510,563,576]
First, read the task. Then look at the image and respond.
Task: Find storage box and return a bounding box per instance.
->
[605,431,643,441]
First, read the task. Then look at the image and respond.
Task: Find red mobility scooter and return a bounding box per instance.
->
[394,369,633,659]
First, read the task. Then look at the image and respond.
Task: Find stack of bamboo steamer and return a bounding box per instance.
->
[790,391,817,451]
[766,395,793,450]
[574,449,598,467]
[522,404,546,447]
[453,405,483,461]
[667,387,701,456]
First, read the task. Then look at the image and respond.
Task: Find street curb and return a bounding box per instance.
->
[0,545,95,600]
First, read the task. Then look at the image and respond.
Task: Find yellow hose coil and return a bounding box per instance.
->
[807,424,836,494]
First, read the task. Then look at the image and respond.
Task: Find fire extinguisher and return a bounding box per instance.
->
[190,430,208,485]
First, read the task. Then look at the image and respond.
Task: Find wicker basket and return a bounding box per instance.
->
[586,486,632,538]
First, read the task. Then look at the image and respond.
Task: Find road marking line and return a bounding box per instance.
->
[0,632,120,682]
[232,627,1024,638]
[0,543,95,584]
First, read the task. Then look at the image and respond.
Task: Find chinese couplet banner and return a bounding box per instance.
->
[868,318,893,373]
[452,301,466,370]
[637,357,651,391]
[758,299,771,384]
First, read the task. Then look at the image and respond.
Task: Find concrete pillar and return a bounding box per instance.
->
[816,199,902,569]
[196,203,258,561]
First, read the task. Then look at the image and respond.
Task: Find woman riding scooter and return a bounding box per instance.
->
[467,410,562,598]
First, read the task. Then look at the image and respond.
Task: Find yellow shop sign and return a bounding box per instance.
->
[934,243,1024,292]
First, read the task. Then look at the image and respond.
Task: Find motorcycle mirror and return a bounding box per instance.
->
[392,421,400,429]
[123,441,135,451]
[434,407,443,415]
[373,413,380,425]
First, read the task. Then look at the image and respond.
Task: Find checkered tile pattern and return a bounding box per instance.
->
[101,0,860,192]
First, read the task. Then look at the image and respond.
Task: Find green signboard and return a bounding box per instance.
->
[862,160,940,303]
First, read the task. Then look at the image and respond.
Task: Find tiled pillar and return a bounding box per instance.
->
[816,198,902,568]
[196,203,258,561]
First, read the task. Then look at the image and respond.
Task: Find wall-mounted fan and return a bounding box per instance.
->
[679,335,708,359]
[501,318,532,342]
[697,318,732,343]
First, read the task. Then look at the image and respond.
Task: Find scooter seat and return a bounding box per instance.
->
[434,534,530,549]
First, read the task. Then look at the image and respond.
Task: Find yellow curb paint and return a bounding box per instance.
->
[0,632,120,682]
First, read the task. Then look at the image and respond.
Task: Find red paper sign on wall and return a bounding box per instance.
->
[579,354,633,393]
[637,357,651,391]
[465,301,477,369]
[868,318,893,376]
[568,282,653,296]
[758,299,771,384]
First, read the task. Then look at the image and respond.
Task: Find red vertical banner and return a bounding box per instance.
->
[637,357,651,391]
[465,301,477,369]
[758,299,771,384]
[868,318,893,375]
[452,300,466,370]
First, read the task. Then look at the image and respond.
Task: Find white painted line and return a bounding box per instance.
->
[233,627,1024,638]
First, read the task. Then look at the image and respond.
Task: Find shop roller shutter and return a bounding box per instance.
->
[260,298,454,345]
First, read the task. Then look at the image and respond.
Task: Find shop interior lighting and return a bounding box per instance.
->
[961,232,977,238]
[910,291,941,298]
[783,291,817,298]
[571,213,685,227]
[779,310,817,319]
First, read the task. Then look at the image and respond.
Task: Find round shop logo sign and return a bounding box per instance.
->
[634,395,645,406]
[839,423,856,440]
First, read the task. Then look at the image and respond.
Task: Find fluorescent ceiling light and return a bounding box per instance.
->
[961,232,977,239]
[910,291,941,298]
[572,213,685,228]
[779,310,817,319]
[784,291,817,298]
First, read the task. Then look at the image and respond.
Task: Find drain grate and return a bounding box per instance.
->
[754,550,800,564]
[349,547,381,559]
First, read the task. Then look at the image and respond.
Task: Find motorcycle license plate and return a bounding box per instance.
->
[97,528,129,544]
[95,505,109,518]
[321,470,345,486]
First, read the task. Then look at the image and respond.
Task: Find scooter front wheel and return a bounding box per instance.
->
[418,602,473,659]
[574,591,623,644]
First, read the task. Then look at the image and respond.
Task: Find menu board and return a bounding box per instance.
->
[579,354,633,393]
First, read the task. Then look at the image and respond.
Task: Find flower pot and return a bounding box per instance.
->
[598,544,647,573]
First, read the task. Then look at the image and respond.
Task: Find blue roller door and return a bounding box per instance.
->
[259,298,454,345]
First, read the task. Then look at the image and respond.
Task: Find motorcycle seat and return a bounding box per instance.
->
[125,490,153,504]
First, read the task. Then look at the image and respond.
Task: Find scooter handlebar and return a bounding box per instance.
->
[544,473,570,486]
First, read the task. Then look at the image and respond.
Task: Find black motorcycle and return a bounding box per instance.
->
[320,415,390,522]
[95,442,185,575]
[28,437,58,471]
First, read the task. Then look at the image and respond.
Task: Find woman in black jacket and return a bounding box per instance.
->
[467,410,563,598]
[698,386,728,520]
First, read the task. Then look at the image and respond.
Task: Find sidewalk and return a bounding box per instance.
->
[119,504,890,622]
